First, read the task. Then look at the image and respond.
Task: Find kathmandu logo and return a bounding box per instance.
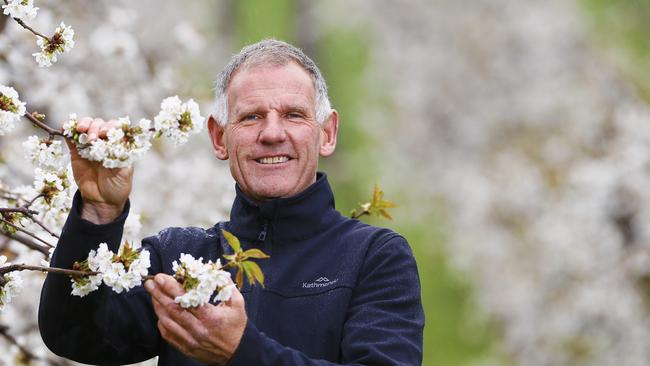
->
[302,276,338,289]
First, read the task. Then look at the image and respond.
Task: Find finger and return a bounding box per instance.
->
[145,279,176,308]
[151,295,171,319]
[146,279,202,328]
[223,285,245,308]
[154,273,185,298]
[157,316,199,356]
[65,138,80,157]
[98,119,123,139]
[76,117,94,132]
[87,118,105,141]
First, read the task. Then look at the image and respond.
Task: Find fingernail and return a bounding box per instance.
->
[155,276,165,286]
[144,280,154,291]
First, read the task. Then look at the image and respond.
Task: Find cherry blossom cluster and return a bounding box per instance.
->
[172,253,234,308]
[2,0,38,20]
[62,96,206,168]
[22,135,65,171]
[153,96,205,145]
[71,242,151,297]
[63,114,154,168]
[32,22,75,68]
[2,1,74,67]
[21,125,75,224]
[0,85,26,135]
[0,256,23,311]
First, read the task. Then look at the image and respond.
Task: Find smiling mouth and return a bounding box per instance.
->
[256,156,290,164]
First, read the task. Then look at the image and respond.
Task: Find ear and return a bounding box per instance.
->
[319,109,338,157]
[207,115,229,160]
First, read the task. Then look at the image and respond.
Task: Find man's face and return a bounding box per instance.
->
[208,62,338,201]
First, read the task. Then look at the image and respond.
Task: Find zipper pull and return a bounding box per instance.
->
[258,222,268,242]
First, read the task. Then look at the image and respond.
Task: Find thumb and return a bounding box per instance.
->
[225,285,245,309]
[65,138,82,160]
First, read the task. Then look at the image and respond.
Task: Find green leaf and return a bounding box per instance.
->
[379,209,393,220]
[350,184,397,221]
[221,229,241,252]
[235,264,244,288]
[241,260,265,287]
[242,248,270,260]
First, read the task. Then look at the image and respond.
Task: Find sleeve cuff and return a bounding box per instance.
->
[228,320,263,366]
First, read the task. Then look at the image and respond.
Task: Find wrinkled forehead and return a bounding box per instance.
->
[227,62,317,107]
[226,60,317,97]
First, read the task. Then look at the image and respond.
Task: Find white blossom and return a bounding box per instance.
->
[39,247,55,267]
[0,256,23,311]
[80,243,150,295]
[124,213,143,244]
[0,85,26,135]
[70,270,102,297]
[32,22,75,68]
[22,135,66,172]
[154,96,205,145]
[63,115,154,168]
[31,166,74,217]
[2,0,38,21]
[62,113,78,136]
[172,254,232,308]
[213,283,235,302]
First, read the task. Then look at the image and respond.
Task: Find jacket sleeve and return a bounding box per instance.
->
[38,191,161,366]
[228,234,425,366]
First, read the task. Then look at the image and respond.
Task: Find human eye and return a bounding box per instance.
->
[240,114,260,123]
[285,111,305,120]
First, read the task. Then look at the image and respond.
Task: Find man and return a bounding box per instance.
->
[39,39,424,365]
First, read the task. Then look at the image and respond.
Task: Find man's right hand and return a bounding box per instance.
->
[68,117,133,224]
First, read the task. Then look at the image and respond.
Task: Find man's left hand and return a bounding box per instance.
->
[144,274,247,366]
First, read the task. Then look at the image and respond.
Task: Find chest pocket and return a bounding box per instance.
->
[256,282,354,360]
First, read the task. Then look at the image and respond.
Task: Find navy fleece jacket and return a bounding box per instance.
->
[39,173,424,365]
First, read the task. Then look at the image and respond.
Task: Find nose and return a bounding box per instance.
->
[258,112,287,144]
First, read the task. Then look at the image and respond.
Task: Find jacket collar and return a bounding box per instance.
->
[226,172,341,243]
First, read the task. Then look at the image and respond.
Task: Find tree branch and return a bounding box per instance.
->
[23,111,64,137]
[1,232,49,255]
[0,207,38,215]
[0,263,98,277]
[2,0,49,40]
[0,218,54,248]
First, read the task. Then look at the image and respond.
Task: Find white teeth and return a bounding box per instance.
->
[258,156,289,164]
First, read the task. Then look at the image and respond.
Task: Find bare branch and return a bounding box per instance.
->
[2,0,49,40]
[0,207,38,215]
[1,232,50,255]
[0,218,54,248]
[23,111,65,137]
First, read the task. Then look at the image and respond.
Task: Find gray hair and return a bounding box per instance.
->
[213,39,332,126]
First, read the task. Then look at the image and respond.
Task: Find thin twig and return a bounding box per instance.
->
[1,198,60,239]
[0,263,99,277]
[2,232,49,255]
[21,193,44,209]
[351,210,369,220]
[25,213,60,239]
[0,207,38,215]
[2,0,49,40]
[23,111,64,137]
[0,218,54,248]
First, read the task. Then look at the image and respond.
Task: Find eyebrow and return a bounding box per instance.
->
[232,103,312,119]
